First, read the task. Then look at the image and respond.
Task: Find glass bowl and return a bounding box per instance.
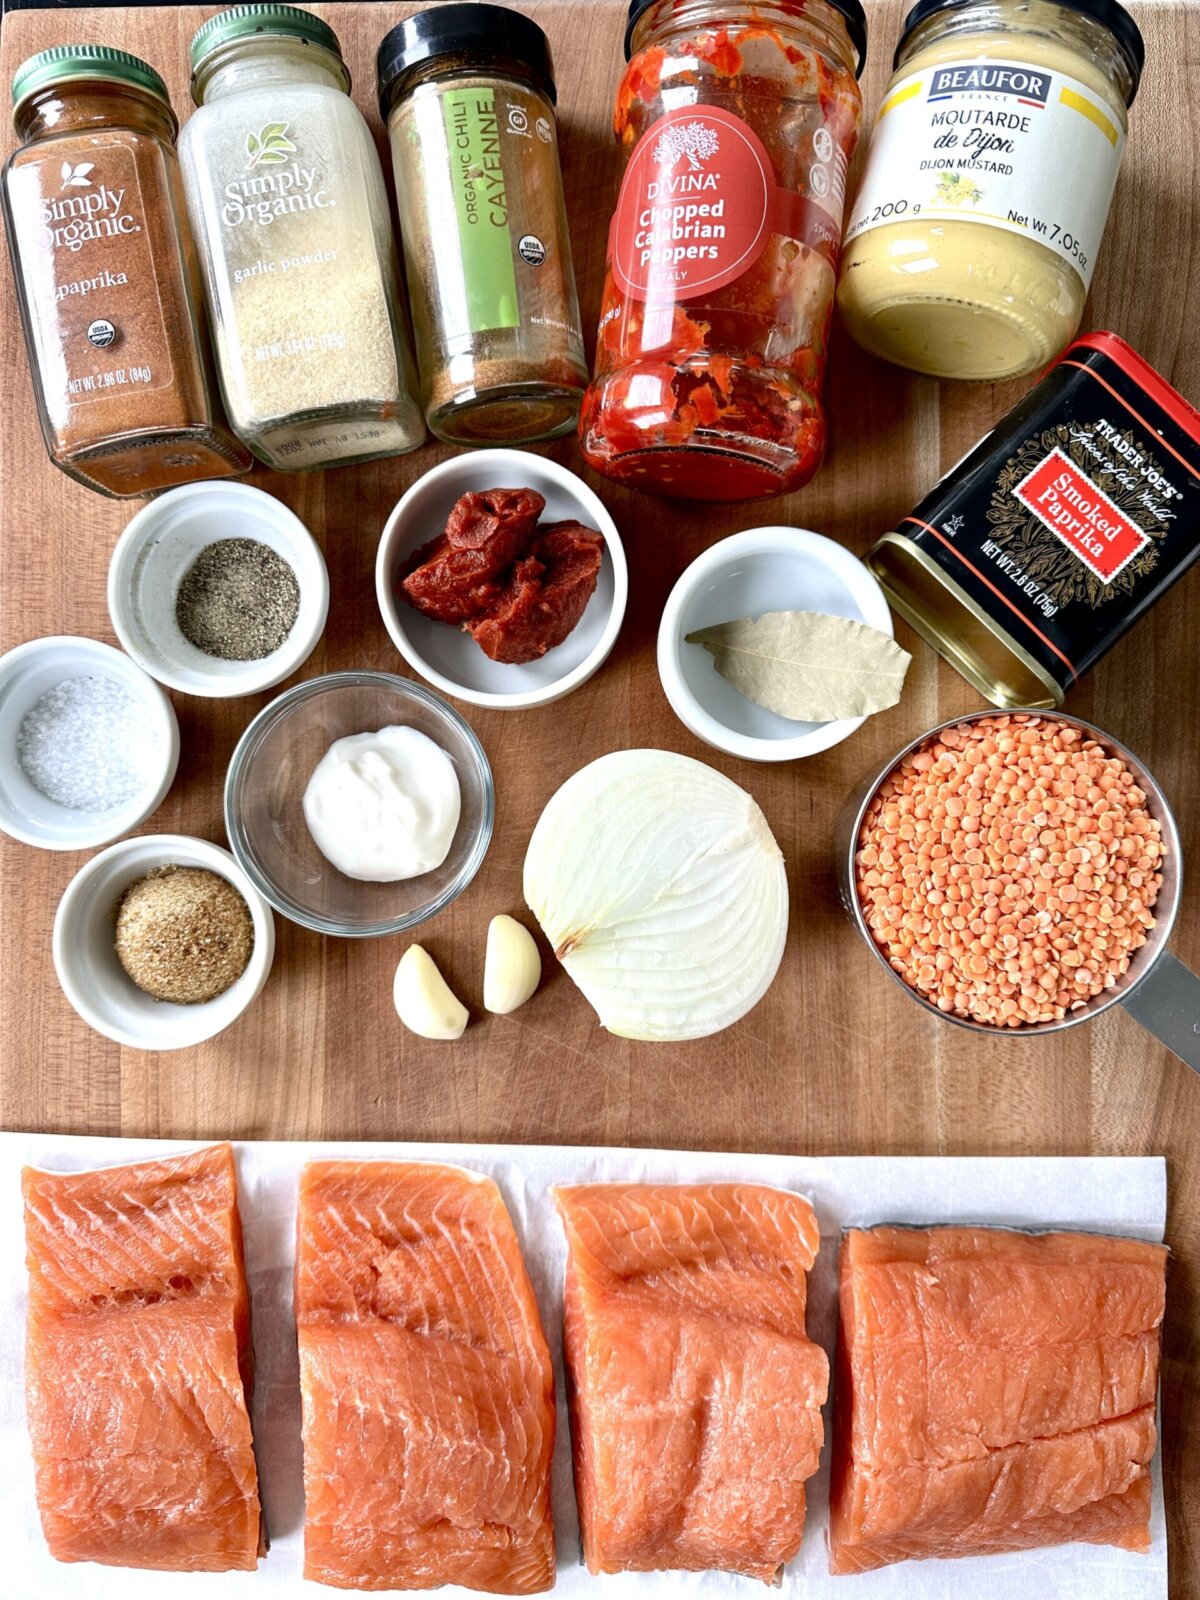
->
[224,672,494,937]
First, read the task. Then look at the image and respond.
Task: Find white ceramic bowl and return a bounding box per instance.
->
[657,528,896,762]
[108,482,329,698]
[53,834,276,1050]
[0,636,179,850]
[375,450,628,710]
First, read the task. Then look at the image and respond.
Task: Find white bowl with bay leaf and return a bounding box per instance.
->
[657,528,910,762]
[108,482,329,698]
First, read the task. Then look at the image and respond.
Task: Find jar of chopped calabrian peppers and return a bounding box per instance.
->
[580,0,866,501]
[2,47,249,498]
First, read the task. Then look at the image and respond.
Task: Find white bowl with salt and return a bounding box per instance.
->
[108,482,329,699]
[0,636,179,851]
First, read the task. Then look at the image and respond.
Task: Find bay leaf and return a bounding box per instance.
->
[685,609,911,723]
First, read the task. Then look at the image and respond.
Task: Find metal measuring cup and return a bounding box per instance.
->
[836,709,1200,1073]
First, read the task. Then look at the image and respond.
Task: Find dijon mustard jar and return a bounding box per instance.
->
[837,0,1144,381]
[179,5,424,470]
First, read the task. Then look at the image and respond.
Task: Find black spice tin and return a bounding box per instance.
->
[867,332,1200,707]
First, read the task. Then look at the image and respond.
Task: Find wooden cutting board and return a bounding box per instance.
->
[0,2,1197,1584]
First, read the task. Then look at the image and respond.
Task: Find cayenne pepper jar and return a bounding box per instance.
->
[580,0,866,501]
[377,5,588,445]
[2,46,249,498]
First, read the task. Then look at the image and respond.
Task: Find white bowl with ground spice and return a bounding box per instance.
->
[0,635,179,850]
[108,482,329,698]
[53,834,275,1050]
[376,450,627,711]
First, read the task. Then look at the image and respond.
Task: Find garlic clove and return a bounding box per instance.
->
[483,915,541,1015]
[393,945,468,1040]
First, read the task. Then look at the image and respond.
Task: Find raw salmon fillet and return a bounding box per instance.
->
[829,1226,1168,1573]
[22,1142,262,1571]
[554,1182,828,1581]
[295,1161,556,1593]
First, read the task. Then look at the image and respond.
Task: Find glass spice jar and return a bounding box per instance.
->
[2,46,250,499]
[837,0,1143,381]
[579,0,866,501]
[179,5,425,472]
[377,5,588,446]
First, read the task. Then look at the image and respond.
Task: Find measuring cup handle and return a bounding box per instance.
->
[1119,952,1200,1075]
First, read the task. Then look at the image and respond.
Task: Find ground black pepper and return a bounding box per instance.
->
[175,538,299,661]
[115,866,254,1003]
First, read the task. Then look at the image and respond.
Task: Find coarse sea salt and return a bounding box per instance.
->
[17,675,159,814]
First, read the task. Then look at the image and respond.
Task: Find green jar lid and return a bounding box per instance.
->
[11,44,170,113]
[190,5,343,74]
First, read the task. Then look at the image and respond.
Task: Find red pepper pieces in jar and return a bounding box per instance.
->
[580,0,865,501]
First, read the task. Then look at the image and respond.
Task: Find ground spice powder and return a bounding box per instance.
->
[115,865,254,1003]
[176,537,299,660]
[2,52,249,497]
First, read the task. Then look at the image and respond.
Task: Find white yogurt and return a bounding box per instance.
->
[302,725,461,882]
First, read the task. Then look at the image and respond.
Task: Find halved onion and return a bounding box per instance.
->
[522,750,788,1042]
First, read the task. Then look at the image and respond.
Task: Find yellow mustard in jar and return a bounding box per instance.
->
[836,0,1143,380]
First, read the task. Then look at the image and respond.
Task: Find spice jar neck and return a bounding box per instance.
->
[193,37,350,105]
[898,0,1135,110]
[629,0,860,77]
[14,82,177,144]
[382,56,553,115]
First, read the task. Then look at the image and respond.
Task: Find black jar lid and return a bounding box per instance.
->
[624,0,868,76]
[377,4,557,115]
[897,0,1144,104]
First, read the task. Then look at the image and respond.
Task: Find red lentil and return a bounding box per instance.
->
[855,716,1165,1029]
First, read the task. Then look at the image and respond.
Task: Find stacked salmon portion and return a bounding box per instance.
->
[22,1143,262,1571]
[555,1182,829,1581]
[830,1225,1168,1572]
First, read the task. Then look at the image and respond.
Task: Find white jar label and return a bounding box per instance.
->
[844,57,1125,288]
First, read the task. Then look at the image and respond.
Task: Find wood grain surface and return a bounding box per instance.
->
[0,1,1197,1587]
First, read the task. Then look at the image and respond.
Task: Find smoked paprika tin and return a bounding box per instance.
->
[868,332,1200,706]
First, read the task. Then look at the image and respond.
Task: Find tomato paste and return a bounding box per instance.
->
[579,0,865,501]
[400,488,605,663]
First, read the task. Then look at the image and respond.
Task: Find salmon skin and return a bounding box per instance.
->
[22,1142,262,1572]
[295,1161,556,1593]
[554,1182,829,1582]
[829,1225,1168,1573]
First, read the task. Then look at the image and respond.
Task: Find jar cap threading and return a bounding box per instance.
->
[623,0,868,76]
[190,5,345,77]
[897,0,1144,102]
[12,45,171,117]
[376,3,557,116]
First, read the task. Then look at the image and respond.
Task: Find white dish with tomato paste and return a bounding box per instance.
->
[375,451,627,712]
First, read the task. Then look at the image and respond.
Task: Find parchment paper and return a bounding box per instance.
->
[0,1134,1168,1600]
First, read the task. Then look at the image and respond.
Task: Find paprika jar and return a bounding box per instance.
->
[2,46,249,498]
[181,6,425,472]
[580,0,866,501]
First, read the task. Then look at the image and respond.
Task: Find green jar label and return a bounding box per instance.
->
[441,86,520,332]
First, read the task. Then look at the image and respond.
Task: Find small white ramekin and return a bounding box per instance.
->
[53,834,276,1050]
[376,449,628,711]
[657,527,897,762]
[108,482,329,698]
[0,635,179,850]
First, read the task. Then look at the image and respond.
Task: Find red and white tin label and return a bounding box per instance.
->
[1014,447,1150,583]
[610,106,774,301]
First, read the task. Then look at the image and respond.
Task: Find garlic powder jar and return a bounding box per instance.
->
[180,4,424,470]
[837,0,1143,380]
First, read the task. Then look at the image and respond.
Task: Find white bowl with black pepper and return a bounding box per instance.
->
[53,834,276,1050]
[108,482,329,698]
